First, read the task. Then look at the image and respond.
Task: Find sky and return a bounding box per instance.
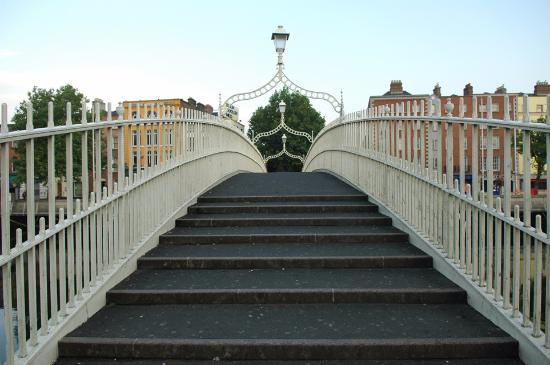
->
[1,0,549,128]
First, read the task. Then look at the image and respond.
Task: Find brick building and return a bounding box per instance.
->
[369,81,519,191]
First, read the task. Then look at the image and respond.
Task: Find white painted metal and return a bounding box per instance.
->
[0,103,265,365]
[303,96,550,361]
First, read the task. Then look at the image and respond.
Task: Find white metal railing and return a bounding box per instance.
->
[0,101,265,364]
[304,94,550,359]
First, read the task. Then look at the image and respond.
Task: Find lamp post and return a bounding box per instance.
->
[272,25,290,66]
[279,100,286,123]
[221,26,342,118]
[282,133,287,149]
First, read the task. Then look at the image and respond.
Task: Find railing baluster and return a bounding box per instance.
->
[521,94,532,327]
[1,102,14,364]
[479,192,486,287]
[533,215,542,337]
[38,218,48,335]
[46,101,58,326]
[107,103,114,195]
[15,229,26,358]
[471,97,479,283]
[494,198,503,302]
[513,205,521,318]
[75,199,82,300]
[102,187,108,273]
[59,208,66,317]
[25,102,38,346]
[66,103,75,308]
[89,193,97,286]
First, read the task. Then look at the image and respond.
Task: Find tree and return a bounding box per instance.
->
[517,116,547,194]
[247,88,325,172]
[12,85,91,186]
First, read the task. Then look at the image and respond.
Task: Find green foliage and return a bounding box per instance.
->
[247,88,325,172]
[12,85,92,185]
[517,116,547,193]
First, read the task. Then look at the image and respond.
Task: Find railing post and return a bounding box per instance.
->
[1,102,14,364]
[521,94,532,327]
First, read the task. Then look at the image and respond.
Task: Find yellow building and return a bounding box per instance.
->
[121,98,214,172]
[514,83,549,176]
[515,95,548,122]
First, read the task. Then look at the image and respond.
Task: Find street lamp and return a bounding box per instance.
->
[282,133,287,146]
[278,101,286,114]
[271,25,290,65]
[222,25,342,117]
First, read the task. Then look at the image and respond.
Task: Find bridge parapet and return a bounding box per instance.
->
[304,94,550,365]
[0,101,265,364]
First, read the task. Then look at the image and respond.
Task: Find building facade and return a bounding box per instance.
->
[369,81,518,192]
[121,98,214,172]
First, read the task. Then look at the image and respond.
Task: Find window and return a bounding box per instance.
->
[132,130,139,146]
[146,129,153,145]
[147,150,153,167]
[481,156,500,171]
[131,111,137,119]
[536,104,544,113]
[478,104,500,113]
[166,128,174,146]
[153,129,159,145]
[132,154,138,170]
[480,136,500,149]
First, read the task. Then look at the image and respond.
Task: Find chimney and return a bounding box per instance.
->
[495,84,507,94]
[389,80,403,94]
[463,83,473,96]
[534,81,550,95]
[433,83,441,98]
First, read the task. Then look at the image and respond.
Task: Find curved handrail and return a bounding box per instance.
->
[304,95,550,362]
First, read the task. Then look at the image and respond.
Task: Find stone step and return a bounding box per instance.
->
[199,172,363,197]
[177,212,392,227]
[55,358,525,365]
[107,268,465,305]
[187,201,378,214]
[139,242,431,269]
[160,226,408,244]
[197,195,369,203]
[58,303,517,360]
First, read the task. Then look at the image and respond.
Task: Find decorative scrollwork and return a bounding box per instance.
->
[263,139,305,164]
[282,149,305,163]
[280,73,341,113]
[252,123,284,142]
[221,67,342,118]
[223,73,280,111]
[252,116,312,144]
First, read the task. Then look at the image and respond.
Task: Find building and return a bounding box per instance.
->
[515,81,549,122]
[369,81,519,191]
[369,80,429,109]
[514,81,550,178]
[121,97,214,172]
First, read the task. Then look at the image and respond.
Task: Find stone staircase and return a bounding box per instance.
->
[55,172,523,364]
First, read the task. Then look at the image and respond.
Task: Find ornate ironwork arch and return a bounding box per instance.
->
[221,66,343,118]
[263,134,305,164]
